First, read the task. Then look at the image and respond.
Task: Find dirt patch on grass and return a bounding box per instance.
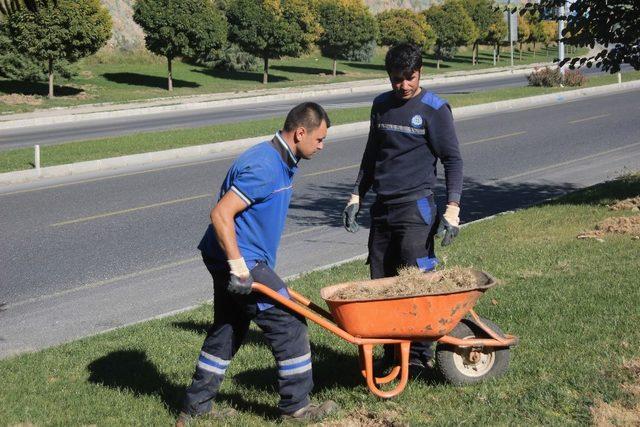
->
[312,407,407,427]
[330,267,489,301]
[609,196,640,212]
[578,215,640,239]
[590,358,640,426]
[0,94,43,106]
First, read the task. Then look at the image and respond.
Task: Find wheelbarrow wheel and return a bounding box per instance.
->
[435,317,510,386]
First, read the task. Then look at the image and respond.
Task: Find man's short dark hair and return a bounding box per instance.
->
[283,102,331,132]
[384,43,423,75]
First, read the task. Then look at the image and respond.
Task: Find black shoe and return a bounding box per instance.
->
[282,400,339,421]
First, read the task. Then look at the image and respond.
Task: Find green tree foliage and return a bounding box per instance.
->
[526,11,546,58]
[0,23,74,82]
[6,0,111,98]
[376,8,435,52]
[134,0,227,91]
[485,13,507,64]
[317,0,377,76]
[227,0,320,84]
[517,14,531,60]
[424,0,477,69]
[462,0,503,65]
[522,0,639,72]
[542,20,557,57]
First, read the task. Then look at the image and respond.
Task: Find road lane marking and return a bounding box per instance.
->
[5,256,202,309]
[568,113,611,124]
[488,141,640,183]
[6,225,330,308]
[302,164,359,177]
[282,225,327,238]
[462,131,527,146]
[0,156,237,197]
[50,194,211,227]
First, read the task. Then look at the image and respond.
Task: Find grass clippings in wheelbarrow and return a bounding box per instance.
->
[608,196,640,211]
[577,215,640,240]
[330,267,488,301]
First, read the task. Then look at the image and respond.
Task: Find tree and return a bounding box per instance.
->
[227,0,320,84]
[521,0,639,72]
[317,0,377,76]
[376,8,435,51]
[526,12,545,58]
[517,14,531,61]
[423,0,477,70]
[485,14,508,65]
[6,0,111,98]
[542,20,556,57]
[462,0,502,65]
[134,0,227,92]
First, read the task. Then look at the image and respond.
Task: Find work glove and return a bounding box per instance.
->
[437,204,460,246]
[227,258,253,295]
[342,194,361,233]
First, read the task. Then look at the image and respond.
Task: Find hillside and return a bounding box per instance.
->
[101,0,439,51]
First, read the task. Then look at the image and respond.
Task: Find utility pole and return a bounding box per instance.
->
[558,1,566,76]
[508,0,514,69]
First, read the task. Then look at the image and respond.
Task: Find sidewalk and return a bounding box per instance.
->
[0,62,551,130]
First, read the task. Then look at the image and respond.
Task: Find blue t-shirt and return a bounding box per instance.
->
[198,134,297,270]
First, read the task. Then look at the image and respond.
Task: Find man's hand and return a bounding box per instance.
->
[437,204,460,246]
[342,194,361,233]
[227,258,253,294]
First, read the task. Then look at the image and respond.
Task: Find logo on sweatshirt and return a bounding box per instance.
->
[411,114,423,128]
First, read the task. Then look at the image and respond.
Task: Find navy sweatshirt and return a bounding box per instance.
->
[353,88,463,204]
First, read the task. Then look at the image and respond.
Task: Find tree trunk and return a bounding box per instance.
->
[472,41,478,65]
[493,44,497,66]
[519,41,523,61]
[167,57,173,91]
[332,58,337,76]
[497,44,501,62]
[263,56,269,84]
[437,56,440,70]
[533,42,536,58]
[48,58,54,98]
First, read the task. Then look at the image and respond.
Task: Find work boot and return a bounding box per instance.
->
[282,400,339,421]
[175,406,238,426]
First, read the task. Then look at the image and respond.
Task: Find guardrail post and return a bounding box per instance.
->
[34,144,41,171]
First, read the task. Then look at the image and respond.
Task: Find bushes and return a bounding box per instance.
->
[527,66,587,87]
[197,43,260,71]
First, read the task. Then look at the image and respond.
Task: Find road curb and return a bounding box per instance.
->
[0,65,545,131]
[1,79,638,187]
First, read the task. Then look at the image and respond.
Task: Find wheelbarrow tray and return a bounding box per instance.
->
[320,269,496,339]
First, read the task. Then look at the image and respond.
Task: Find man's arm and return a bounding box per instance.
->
[210,190,247,260]
[427,105,463,205]
[352,119,377,199]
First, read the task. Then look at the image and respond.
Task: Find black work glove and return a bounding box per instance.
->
[342,194,360,233]
[436,205,460,246]
[228,272,253,295]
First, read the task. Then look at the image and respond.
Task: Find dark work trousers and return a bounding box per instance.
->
[181,260,313,416]
[368,195,440,365]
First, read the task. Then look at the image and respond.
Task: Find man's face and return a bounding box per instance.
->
[294,120,327,160]
[389,68,422,100]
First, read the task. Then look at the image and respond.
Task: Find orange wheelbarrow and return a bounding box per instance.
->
[251,269,518,398]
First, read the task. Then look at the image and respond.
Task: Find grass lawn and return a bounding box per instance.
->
[0,45,571,115]
[0,175,639,425]
[1,70,639,174]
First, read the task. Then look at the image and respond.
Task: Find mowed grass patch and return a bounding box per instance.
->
[2,70,639,174]
[1,175,639,425]
[0,45,573,114]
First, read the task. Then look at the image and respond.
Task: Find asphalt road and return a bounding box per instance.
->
[1,88,639,358]
[0,66,624,150]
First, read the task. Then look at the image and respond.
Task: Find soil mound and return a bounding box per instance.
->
[609,196,640,211]
[578,215,640,239]
[330,267,489,301]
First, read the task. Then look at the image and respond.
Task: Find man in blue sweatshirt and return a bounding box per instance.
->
[342,43,464,372]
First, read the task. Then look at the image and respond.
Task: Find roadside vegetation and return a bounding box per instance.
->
[1,174,638,425]
[0,70,638,174]
[0,0,597,114]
